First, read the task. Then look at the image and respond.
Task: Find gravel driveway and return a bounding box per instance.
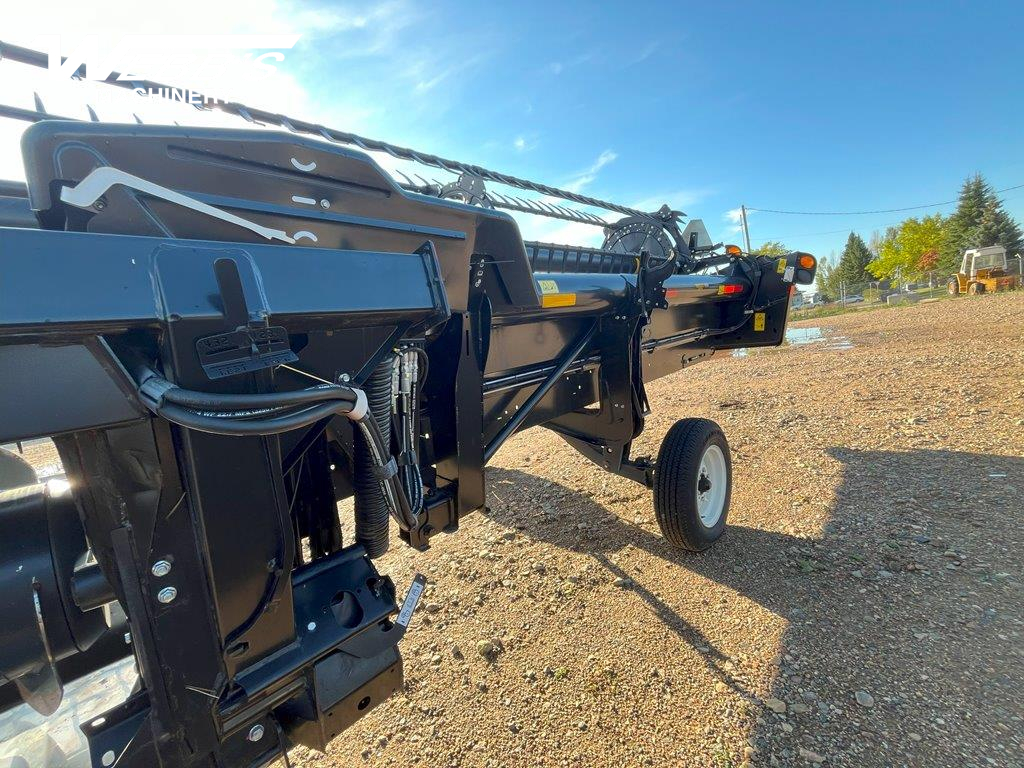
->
[303,293,1023,768]
[3,294,1020,768]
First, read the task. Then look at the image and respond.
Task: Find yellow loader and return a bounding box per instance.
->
[948,246,1020,295]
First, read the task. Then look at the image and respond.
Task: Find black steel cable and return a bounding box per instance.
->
[747,183,1024,216]
[0,40,650,220]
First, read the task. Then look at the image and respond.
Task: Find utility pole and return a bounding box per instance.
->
[740,205,752,254]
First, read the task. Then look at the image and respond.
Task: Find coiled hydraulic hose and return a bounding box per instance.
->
[135,367,420,536]
[352,358,395,558]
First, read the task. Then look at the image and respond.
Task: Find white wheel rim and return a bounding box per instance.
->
[695,444,727,527]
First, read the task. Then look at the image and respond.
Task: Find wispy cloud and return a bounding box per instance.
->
[563,149,618,193]
[626,40,660,66]
[630,189,709,215]
[411,54,486,93]
[512,133,540,152]
[545,52,594,77]
[723,206,751,235]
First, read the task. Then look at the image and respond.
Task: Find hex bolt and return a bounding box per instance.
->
[156,587,177,604]
[151,560,172,578]
[338,373,351,383]
[307,621,317,632]
[319,199,330,209]
[247,724,265,742]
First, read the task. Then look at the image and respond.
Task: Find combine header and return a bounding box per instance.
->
[0,41,816,768]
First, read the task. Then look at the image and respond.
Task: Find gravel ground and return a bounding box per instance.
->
[299,293,1023,768]
[4,294,1021,768]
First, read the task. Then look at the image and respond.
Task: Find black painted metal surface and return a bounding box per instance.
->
[0,117,815,768]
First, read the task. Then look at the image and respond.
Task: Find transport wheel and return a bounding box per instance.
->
[653,418,731,551]
[947,279,959,296]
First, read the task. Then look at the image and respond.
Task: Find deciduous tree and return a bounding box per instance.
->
[868,215,946,281]
[754,241,788,256]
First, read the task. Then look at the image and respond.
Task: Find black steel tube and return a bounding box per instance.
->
[70,564,115,612]
[0,180,28,198]
[484,321,599,463]
[353,358,394,558]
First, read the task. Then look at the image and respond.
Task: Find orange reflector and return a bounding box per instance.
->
[798,254,816,270]
[725,244,742,256]
[717,283,744,295]
[541,293,577,308]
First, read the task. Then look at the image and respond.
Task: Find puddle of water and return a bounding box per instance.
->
[0,658,137,768]
[732,326,853,357]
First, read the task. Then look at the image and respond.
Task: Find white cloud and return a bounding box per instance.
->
[626,41,660,66]
[630,189,708,215]
[723,206,752,235]
[0,0,488,184]
[563,149,617,193]
[513,136,526,151]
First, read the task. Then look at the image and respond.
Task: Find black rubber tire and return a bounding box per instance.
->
[653,418,731,551]
[968,282,984,295]
[947,279,959,296]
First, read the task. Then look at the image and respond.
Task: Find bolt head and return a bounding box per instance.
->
[307,621,317,632]
[156,587,177,604]
[151,560,172,578]
[247,724,265,742]
[320,199,330,209]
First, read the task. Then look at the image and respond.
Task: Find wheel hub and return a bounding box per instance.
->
[695,444,727,528]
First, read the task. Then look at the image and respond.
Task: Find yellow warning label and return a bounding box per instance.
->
[537,279,559,295]
[753,312,766,331]
[541,293,577,308]
[776,258,787,274]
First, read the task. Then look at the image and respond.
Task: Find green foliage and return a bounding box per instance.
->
[940,174,1024,273]
[753,240,789,256]
[836,232,874,285]
[814,254,837,300]
[868,214,946,280]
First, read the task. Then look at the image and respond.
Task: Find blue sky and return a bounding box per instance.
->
[2,1,1023,260]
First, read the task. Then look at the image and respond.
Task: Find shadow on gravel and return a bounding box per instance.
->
[488,447,1024,767]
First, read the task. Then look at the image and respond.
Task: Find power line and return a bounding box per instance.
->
[756,191,1024,241]
[747,183,1024,216]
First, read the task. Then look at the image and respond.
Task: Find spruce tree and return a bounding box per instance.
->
[836,232,874,288]
[941,174,1023,271]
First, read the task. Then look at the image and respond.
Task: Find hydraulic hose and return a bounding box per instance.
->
[135,366,420,542]
[353,358,396,558]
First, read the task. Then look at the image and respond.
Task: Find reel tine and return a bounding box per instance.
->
[133,113,144,125]
[33,92,45,114]
[394,169,415,187]
[86,104,100,122]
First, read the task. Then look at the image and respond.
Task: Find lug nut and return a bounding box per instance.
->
[151,560,172,578]
[247,724,265,742]
[157,587,177,604]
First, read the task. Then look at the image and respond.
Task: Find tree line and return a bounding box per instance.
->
[752,174,1023,300]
